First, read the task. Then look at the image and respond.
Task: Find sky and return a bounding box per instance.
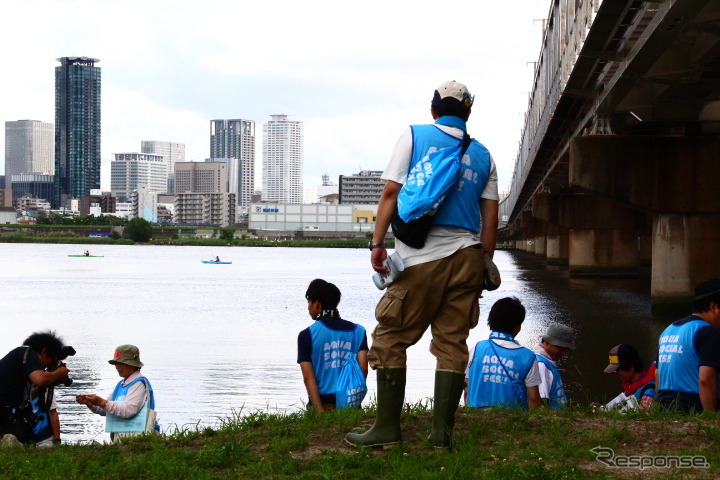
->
[1,0,551,195]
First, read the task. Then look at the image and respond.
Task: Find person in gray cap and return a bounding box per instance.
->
[345,80,499,449]
[76,344,157,441]
[532,324,576,410]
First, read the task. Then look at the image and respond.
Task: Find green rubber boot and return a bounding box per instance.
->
[345,367,406,447]
[427,370,466,448]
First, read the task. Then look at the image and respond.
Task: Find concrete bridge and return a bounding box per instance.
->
[499,0,720,313]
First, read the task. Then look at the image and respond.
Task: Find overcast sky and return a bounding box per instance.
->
[1,0,551,194]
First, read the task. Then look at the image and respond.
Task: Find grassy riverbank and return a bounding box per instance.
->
[2,404,718,479]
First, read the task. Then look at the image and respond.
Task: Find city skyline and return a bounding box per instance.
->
[0,0,551,195]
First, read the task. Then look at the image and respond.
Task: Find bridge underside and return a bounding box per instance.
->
[501,0,720,313]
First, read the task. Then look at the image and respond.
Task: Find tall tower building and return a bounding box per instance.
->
[262,114,303,204]
[140,140,185,193]
[4,120,54,176]
[209,119,255,211]
[53,56,101,208]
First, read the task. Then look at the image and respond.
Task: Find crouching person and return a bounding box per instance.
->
[467,297,541,410]
[76,345,158,442]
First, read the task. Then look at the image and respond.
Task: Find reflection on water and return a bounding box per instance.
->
[0,244,671,443]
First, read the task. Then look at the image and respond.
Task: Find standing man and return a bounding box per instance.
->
[533,324,575,410]
[0,331,70,444]
[345,80,499,448]
[657,279,720,412]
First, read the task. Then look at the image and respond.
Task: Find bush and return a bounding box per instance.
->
[125,218,153,242]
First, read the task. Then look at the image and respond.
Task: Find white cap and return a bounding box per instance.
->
[434,80,474,108]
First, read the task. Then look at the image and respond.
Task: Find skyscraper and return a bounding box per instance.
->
[262,114,303,204]
[53,56,101,208]
[210,119,255,211]
[4,120,54,176]
[141,140,185,193]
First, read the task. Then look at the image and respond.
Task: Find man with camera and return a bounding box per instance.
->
[0,331,71,445]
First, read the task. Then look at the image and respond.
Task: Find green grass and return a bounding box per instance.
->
[2,403,719,479]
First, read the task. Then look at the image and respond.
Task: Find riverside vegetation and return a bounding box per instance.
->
[0,224,382,249]
[1,402,719,479]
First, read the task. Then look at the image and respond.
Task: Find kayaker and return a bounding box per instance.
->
[215,256,220,262]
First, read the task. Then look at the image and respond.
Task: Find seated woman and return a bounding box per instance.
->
[597,344,655,412]
[76,344,157,442]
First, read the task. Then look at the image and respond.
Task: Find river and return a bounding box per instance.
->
[0,243,673,443]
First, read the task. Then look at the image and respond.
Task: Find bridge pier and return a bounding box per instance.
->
[546,225,568,266]
[534,235,547,257]
[569,229,639,277]
[571,135,720,311]
[651,213,720,315]
[532,193,645,277]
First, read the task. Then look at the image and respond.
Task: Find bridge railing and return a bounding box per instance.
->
[501,0,601,227]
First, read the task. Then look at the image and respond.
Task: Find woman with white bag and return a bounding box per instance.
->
[76,344,158,442]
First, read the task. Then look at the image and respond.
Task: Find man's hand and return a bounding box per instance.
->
[371,247,388,274]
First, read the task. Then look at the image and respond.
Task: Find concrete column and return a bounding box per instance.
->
[651,214,720,315]
[546,233,569,266]
[569,229,639,277]
[639,234,652,268]
[534,235,547,257]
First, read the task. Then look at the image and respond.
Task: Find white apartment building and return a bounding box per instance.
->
[175,193,236,227]
[209,119,255,211]
[110,152,169,202]
[4,120,54,176]
[141,140,185,193]
[262,114,303,204]
[132,185,158,223]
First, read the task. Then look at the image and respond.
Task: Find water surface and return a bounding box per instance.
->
[0,244,667,443]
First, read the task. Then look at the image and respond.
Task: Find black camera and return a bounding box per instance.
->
[13,400,43,428]
[52,345,76,387]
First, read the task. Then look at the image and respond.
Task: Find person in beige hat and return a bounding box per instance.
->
[532,324,576,410]
[76,344,157,441]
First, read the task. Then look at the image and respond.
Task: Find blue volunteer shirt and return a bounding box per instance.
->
[297,318,368,399]
[657,315,720,401]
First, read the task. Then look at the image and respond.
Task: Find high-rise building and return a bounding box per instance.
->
[174,161,228,194]
[53,56,101,208]
[140,140,185,193]
[9,174,54,202]
[262,114,303,204]
[209,119,255,211]
[5,120,54,176]
[110,153,169,202]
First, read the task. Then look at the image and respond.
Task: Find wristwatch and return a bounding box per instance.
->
[368,242,385,251]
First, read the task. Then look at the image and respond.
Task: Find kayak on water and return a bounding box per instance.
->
[201,260,232,264]
[68,255,104,257]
